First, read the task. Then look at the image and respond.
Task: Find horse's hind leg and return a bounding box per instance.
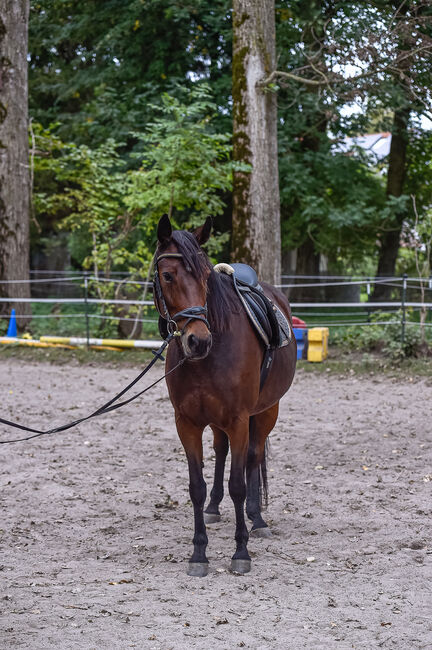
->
[246,403,279,538]
[176,416,209,577]
[204,427,229,524]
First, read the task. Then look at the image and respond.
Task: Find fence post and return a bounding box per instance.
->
[84,272,90,349]
[430,274,432,326]
[401,273,408,345]
[366,277,371,323]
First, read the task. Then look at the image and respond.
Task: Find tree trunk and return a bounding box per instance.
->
[0,0,31,329]
[231,0,281,285]
[292,236,322,302]
[372,108,410,301]
[290,10,328,297]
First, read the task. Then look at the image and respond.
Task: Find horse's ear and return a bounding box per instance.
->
[157,214,172,244]
[193,217,212,246]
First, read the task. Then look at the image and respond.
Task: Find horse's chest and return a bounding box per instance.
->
[167,375,249,429]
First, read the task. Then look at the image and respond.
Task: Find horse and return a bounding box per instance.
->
[153,215,296,576]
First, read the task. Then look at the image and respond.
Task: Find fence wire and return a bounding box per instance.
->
[1,273,431,345]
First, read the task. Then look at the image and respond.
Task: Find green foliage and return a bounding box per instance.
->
[28,0,432,284]
[32,85,236,272]
[275,0,432,277]
[279,137,386,264]
[275,2,388,269]
[32,124,146,276]
[29,0,232,145]
[334,310,425,360]
[406,129,432,219]
[127,85,243,257]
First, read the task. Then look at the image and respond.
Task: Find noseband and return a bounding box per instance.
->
[153,252,210,336]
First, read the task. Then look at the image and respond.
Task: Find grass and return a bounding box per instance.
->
[292,305,432,340]
[297,348,432,378]
[1,342,432,379]
[0,302,161,340]
[0,343,155,367]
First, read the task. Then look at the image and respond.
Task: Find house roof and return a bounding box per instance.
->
[336,132,392,160]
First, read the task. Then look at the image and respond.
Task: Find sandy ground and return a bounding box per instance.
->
[0,357,431,649]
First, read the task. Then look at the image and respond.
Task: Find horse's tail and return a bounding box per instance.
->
[248,416,270,509]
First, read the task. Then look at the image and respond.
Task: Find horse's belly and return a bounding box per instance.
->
[252,341,297,414]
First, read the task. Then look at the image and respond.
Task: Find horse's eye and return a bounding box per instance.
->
[162,272,173,282]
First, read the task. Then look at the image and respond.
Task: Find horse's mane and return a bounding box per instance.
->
[158,230,238,334]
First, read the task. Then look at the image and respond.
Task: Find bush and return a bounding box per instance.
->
[334,310,426,360]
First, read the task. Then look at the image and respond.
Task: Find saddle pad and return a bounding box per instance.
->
[214,263,291,349]
[240,286,291,349]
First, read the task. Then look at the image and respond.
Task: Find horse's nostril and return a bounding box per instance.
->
[188,334,199,351]
[186,333,211,357]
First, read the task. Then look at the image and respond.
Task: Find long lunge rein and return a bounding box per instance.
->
[0,250,208,445]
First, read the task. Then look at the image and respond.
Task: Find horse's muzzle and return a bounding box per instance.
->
[183,332,212,360]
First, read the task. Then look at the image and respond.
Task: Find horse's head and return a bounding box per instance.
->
[154,215,213,360]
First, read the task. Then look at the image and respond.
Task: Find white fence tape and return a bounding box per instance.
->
[2,297,432,308]
[276,278,401,289]
[0,297,154,305]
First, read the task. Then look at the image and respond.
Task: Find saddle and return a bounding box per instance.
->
[214,263,292,350]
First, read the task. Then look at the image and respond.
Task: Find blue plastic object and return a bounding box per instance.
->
[6,309,17,337]
[293,327,307,360]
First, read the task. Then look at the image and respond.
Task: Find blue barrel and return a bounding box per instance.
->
[293,327,307,360]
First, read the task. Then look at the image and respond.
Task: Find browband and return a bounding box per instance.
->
[156,253,184,263]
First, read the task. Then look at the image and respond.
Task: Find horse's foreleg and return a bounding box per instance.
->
[226,418,251,574]
[204,427,229,524]
[176,415,208,577]
[246,403,279,538]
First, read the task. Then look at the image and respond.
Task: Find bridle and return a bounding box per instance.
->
[153,252,210,337]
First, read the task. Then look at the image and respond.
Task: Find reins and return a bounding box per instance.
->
[0,334,184,444]
[0,251,210,445]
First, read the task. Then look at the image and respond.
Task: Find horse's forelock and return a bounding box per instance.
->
[167,230,209,282]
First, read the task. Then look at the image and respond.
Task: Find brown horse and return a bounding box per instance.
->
[154,215,296,576]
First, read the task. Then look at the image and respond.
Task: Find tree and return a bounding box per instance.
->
[371,0,432,299]
[28,0,233,146]
[271,1,432,291]
[0,0,31,327]
[275,1,387,295]
[31,88,237,336]
[26,0,432,292]
[28,0,235,264]
[127,86,237,256]
[231,0,281,284]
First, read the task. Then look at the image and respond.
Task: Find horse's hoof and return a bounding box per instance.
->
[187,562,209,577]
[230,559,251,574]
[204,512,221,524]
[250,526,272,538]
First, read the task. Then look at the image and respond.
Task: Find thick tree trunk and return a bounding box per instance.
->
[231,0,281,285]
[372,108,410,301]
[292,236,322,302]
[290,12,328,297]
[0,0,31,328]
